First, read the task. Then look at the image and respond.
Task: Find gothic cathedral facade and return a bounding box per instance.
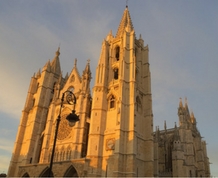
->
[8,7,210,177]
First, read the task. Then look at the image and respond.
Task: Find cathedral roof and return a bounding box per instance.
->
[116,7,134,38]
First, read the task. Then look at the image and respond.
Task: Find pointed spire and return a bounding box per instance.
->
[42,60,51,72]
[64,72,69,80]
[84,59,91,73]
[109,29,112,35]
[70,58,81,83]
[82,59,92,80]
[185,97,188,108]
[74,58,77,68]
[51,47,61,74]
[106,30,113,41]
[164,120,167,131]
[178,98,184,117]
[179,97,183,107]
[56,47,60,57]
[174,122,180,140]
[116,7,134,38]
[184,97,190,117]
[36,69,41,78]
[190,110,194,118]
[155,126,160,142]
[190,110,196,125]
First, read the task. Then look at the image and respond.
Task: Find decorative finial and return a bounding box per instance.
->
[87,59,90,64]
[190,109,194,118]
[185,97,188,106]
[164,120,167,130]
[56,47,60,57]
[179,97,183,107]
[126,0,128,8]
[74,58,77,67]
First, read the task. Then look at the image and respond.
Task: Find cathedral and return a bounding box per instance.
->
[8,7,210,177]
[154,98,210,177]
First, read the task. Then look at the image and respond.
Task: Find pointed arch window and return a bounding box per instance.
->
[52,82,56,93]
[115,46,120,61]
[114,68,119,80]
[109,95,116,109]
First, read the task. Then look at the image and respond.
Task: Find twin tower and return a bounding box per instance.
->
[9,7,157,177]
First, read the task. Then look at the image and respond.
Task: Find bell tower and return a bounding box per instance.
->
[8,48,62,177]
[87,7,153,177]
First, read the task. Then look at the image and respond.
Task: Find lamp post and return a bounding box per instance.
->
[48,90,79,177]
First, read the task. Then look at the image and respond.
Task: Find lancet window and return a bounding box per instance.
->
[115,46,120,61]
[52,82,56,93]
[114,68,119,80]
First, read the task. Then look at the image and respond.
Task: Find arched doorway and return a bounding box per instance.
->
[39,167,53,177]
[22,172,30,177]
[64,165,78,177]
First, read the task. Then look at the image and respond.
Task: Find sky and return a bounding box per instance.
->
[0,0,217,176]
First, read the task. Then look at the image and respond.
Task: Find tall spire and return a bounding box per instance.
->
[74,58,77,68]
[116,7,134,38]
[164,120,167,131]
[179,98,183,108]
[185,97,188,108]
[51,47,61,74]
[83,59,91,80]
[173,122,180,141]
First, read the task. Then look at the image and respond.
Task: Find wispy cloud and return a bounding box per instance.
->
[0,1,218,176]
[0,138,13,153]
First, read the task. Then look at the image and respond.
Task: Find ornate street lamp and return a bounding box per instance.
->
[48,90,79,177]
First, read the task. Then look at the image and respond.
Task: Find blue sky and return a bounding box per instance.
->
[0,0,218,176]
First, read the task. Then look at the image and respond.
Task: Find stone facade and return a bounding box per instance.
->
[7,7,210,177]
[85,7,153,177]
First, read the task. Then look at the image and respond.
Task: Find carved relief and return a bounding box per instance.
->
[106,138,115,151]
